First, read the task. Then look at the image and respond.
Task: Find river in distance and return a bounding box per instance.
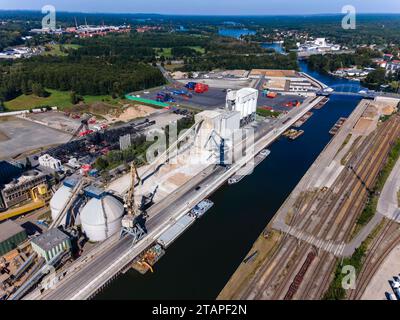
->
[96,60,363,300]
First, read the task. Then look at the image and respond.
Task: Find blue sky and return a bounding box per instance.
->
[0,0,399,15]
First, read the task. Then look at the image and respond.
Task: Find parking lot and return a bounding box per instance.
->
[138,85,228,110]
[137,84,306,112]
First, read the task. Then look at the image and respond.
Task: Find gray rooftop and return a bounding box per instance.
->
[31,228,69,252]
[0,220,26,243]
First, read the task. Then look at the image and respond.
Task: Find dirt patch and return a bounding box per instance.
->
[363,105,378,119]
[251,69,297,77]
[382,105,396,116]
[218,228,282,300]
[168,172,191,186]
[116,105,157,122]
[354,118,375,135]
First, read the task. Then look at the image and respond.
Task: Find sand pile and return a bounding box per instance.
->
[117,105,157,122]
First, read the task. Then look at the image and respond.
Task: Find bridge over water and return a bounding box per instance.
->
[323,82,400,99]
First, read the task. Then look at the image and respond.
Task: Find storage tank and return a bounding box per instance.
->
[80,195,124,242]
[50,185,72,224]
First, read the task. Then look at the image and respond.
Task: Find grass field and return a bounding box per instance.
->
[156,47,173,58]
[189,46,206,54]
[4,89,119,111]
[43,44,81,56]
[156,46,205,58]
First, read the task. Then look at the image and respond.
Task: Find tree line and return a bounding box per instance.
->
[0,54,165,102]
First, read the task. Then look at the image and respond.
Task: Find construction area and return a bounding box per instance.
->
[219,96,400,300]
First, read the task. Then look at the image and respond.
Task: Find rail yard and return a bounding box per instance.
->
[220,96,400,300]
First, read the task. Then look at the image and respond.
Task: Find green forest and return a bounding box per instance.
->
[307,48,382,73]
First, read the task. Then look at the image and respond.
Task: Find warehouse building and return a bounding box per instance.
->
[0,170,47,209]
[31,228,71,262]
[0,220,27,256]
[38,154,62,171]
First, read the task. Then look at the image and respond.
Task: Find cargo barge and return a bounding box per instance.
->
[283,129,304,140]
[157,199,214,249]
[293,112,313,128]
[329,117,347,135]
[131,199,215,274]
[313,97,329,110]
[228,149,271,185]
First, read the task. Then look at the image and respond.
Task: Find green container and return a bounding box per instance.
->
[125,95,169,108]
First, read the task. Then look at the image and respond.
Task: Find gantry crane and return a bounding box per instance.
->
[204,129,226,166]
[120,162,146,245]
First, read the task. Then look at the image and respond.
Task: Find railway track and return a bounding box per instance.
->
[299,116,400,299]
[349,220,400,300]
[247,121,387,299]
[240,115,400,300]
[248,115,398,299]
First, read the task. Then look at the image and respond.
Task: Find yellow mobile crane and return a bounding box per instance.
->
[120,162,146,245]
[124,162,141,218]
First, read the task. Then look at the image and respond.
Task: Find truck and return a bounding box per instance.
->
[172,89,193,98]
[156,92,175,103]
[284,100,301,108]
[185,82,197,90]
[79,129,93,137]
[194,83,209,94]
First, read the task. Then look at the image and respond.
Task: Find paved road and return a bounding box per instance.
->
[377,156,400,222]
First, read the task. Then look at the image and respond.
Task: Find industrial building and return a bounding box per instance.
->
[296,37,341,53]
[38,154,62,171]
[226,88,258,126]
[193,89,258,166]
[31,228,71,263]
[0,221,27,256]
[0,170,47,209]
[50,179,125,242]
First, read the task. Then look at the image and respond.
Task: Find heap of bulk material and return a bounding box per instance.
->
[80,195,124,242]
